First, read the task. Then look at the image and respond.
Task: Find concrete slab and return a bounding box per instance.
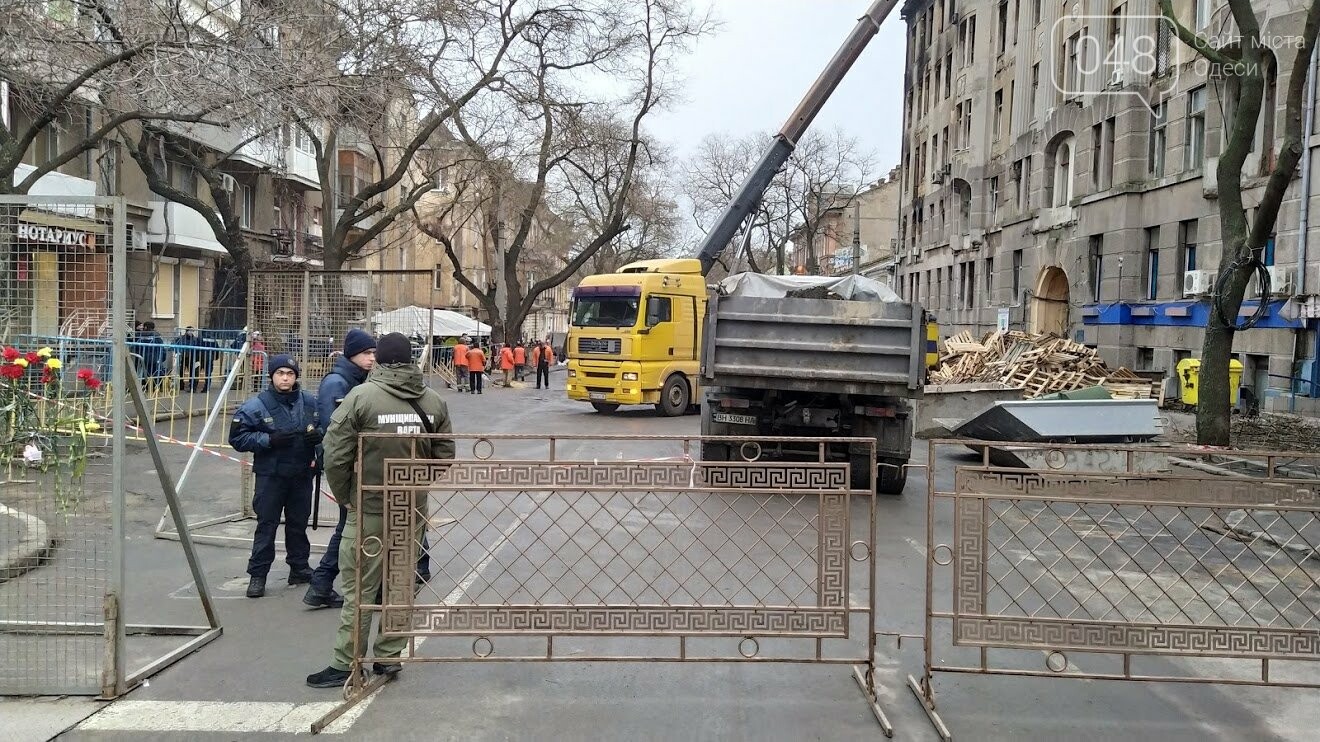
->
[0,696,101,742]
[0,502,53,583]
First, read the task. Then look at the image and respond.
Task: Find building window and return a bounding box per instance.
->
[960,16,976,68]
[1264,234,1276,267]
[239,184,255,228]
[988,176,1000,221]
[1012,249,1023,297]
[1046,134,1075,207]
[1194,0,1211,29]
[1089,234,1104,301]
[944,52,953,98]
[1179,219,1198,273]
[966,260,977,308]
[1186,86,1207,170]
[98,140,119,195]
[1144,226,1160,300]
[993,88,1004,140]
[1030,63,1040,114]
[1148,101,1168,177]
[1032,0,1041,26]
[1065,32,1082,92]
[1091,117,1115,191]
[985,256,994,302]
[997,0,1009,54]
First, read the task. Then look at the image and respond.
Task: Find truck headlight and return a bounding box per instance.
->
[622,372,638,381]
[568,369,577,377]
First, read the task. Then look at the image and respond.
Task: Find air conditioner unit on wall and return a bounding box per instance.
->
[219,173,237,193]
[1267,265,1295,296]
[1183,269,1215,297]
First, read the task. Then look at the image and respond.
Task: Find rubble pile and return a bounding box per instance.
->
[930,330,1161,400]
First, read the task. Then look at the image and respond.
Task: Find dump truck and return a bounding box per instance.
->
[698,273,923,495]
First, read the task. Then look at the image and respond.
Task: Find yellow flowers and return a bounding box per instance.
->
[37,347,52,358]
[14,358,28,368]
[45,358,62,370]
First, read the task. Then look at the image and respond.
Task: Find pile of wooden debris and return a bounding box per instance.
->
[930,330,1162,400]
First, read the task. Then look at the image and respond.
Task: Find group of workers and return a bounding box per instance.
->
[449,336,556,393]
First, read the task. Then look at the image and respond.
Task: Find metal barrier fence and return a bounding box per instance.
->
[911,439,1320,740]
[0,195,219,697]
[316,434,893,733]
[247,269,442,384]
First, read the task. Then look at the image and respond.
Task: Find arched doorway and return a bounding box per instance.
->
[1031,266,1070,336]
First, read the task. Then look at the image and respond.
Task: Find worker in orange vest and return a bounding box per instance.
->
[532,341,555,390]
[513,342,527,381]
[465,342,486,395]
[451,336,469,392]
[499,344,515,387]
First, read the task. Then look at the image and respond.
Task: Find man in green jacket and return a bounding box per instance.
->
[306,333,454,688]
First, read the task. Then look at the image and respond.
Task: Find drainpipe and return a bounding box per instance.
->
[1302,46,1319,396]
[1299,44,1317,296]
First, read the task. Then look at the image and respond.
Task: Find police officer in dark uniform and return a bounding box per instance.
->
[228,354,323,598]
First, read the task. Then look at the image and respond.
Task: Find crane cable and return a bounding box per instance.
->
[1213,253,1271,331]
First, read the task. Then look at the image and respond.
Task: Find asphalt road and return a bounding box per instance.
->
[7,375,1320,740]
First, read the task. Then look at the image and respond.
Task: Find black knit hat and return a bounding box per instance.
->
[268,354,299,378]
[376,333,413,365]
[343,328,376,358]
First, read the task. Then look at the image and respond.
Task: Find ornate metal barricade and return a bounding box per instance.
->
[912,440,1320,741]
[320,434,894,734]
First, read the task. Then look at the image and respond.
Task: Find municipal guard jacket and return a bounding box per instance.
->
[228,386,320,478]
[321,364,454,514]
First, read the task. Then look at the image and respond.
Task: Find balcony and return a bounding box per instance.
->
[13,163,96,217]
[335,207,378,232]
[281,145,320,189]
[146,201,227,255]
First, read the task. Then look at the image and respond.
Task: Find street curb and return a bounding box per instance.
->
[0,502,53,584]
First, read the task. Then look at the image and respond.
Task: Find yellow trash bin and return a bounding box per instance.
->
[1176,358,1243,406]
[1176,358,1200,405]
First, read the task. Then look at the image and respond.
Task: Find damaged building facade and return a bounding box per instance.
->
[895,0,1320,411]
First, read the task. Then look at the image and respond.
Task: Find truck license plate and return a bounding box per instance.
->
[712,412,756,426]
[589,392,607,401]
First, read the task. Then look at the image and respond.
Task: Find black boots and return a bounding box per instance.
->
[288,568,314,585]
[246,575,266,598]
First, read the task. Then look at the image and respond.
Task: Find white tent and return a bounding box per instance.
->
[372,306,492,338]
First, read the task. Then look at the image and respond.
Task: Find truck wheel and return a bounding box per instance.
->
[591,402,620,414]
[657,376,689,417]
[848,454,874,491]
[877,458,907,496]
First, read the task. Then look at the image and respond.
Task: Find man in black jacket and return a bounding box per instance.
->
[228,355,323,598]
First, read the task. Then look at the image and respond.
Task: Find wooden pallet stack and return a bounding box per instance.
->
[930,330,1161,400]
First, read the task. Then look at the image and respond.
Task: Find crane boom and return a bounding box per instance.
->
[695,0,901,275]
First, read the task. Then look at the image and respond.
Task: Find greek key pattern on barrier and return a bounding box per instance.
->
[953,496,985,615]
[382,489,418,610]
[953,617,1320,658]
[819,494,848,608]
[381,605,849,637]
[382,460,850,493]
[955,468,1320,507]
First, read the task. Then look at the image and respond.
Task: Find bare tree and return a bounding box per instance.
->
[683,127,875,276]
[296,0,565,271]
[585,174,684,275]
[0,0,312,195]
[416,0,711,342]
[1158,0,1320,444]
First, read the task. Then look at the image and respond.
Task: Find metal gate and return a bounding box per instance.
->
[247,268,446,382]
[0,196,219,697]
[912,439,1320,740]
[322,434,892,733]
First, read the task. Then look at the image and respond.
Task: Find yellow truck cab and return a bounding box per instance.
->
[566,258,707,416]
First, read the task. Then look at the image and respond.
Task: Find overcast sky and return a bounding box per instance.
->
[648,0,908,176]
